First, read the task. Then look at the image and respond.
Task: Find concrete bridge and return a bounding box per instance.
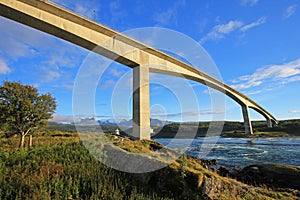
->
[0,0,278,139]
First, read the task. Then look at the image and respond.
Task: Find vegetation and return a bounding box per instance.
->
[47,121,121,134]
[153,119,300,138]
[0,81,56,147]
[46,119,300,139]
[0,140,171,199]
[1,107,300,199]
[0,132,299,199]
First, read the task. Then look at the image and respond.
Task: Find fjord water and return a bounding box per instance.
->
[156,137,300,168]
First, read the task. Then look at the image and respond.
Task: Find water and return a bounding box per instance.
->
[155,137,300,168]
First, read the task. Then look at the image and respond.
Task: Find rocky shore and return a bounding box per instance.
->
[105,134,300,199]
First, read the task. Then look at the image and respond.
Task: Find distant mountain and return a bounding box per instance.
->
[98,119,130,127]
[98,118,171,127]
[69,117,171,127]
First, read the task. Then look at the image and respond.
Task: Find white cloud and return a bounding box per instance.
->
[49,114,80,123]
[216,21,244,34]
[0,17,47,59]
[200,17,267,44]
[200,20,243,43]
[203,88,221,94]
[0,16,89,86]
[62,84,74,90]
[283,5,297,19]
[151,109,225,118]
[0,58,11,74]
[290,110,300,113]
[108,67,126,77]
[75,3,97,20]
[240,17,267,32]
[154,0,185,25]
[240,0,259,6]
[99,79,116,89]
[41,69,61,82]
[49,0,99,21]
[231,58,300,91]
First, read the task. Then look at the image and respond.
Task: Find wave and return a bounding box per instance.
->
[156,137,300,167]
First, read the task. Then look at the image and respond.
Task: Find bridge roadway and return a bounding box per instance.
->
[0,0,278,139]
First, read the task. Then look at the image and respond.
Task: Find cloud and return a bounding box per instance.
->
[200,17,267,43]
[41,69,61,82]
[49,0,99,20]
[200,20,243,43]
[74,3,97,19]
[283,5,297,19]
[108,67,126,77]
[0,58,11,74]
[240,0,259,6]
[154,0,185,25]
[0,17,48,60]
[99,79,116,89]
[213,20,244,34]
[231,80,262,90]
[151,110,224,118]
[231,58,300,91]
[62,84,74,90]
[49,114,79,123]
[240,17,267,32]
[290,110,300,113]
[50,114,112,124]
[0,16,88,87]
[203,88,220,94]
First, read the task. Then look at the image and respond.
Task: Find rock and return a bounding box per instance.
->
[218,166,230,177]
[234,164,300,190]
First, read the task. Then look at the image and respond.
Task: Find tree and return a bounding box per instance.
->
[0,81,56,148]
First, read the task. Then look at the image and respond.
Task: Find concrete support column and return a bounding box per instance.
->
[132,65,150,140]
[242,105,253,135]
[267,118,273,128]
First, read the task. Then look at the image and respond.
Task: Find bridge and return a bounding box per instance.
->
[0,0,278,139]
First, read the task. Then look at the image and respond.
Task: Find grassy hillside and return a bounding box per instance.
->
[45,119,300,139]
[0,132,299,199]
[46,122,119,134]
[153,119,300,138]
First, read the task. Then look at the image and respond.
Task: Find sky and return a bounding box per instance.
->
[0,0,300,123]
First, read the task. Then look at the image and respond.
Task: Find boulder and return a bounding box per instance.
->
[235,163,300,190]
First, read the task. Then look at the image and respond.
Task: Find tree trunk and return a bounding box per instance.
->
[29,135,33,147]
[19,134,25,148]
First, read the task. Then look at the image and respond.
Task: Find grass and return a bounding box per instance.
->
[0,131,299,199]
[0,135,175,200]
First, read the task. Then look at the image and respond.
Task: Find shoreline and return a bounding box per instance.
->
[155,136,300,171]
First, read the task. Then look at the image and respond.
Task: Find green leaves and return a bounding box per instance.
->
[0,81,56,147]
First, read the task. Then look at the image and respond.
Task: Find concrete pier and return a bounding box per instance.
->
[242,105,253,135]
[132,65,150,140]
[267,118,273,128]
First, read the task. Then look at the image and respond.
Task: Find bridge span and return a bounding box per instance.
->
[0,0,278,139]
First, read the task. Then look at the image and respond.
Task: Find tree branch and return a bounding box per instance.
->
[24,127,32,136]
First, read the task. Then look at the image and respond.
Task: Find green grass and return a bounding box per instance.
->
[0,138,174,200]
[0,132,299,200]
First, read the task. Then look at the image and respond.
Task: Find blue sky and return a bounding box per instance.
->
[0,0,300,123]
